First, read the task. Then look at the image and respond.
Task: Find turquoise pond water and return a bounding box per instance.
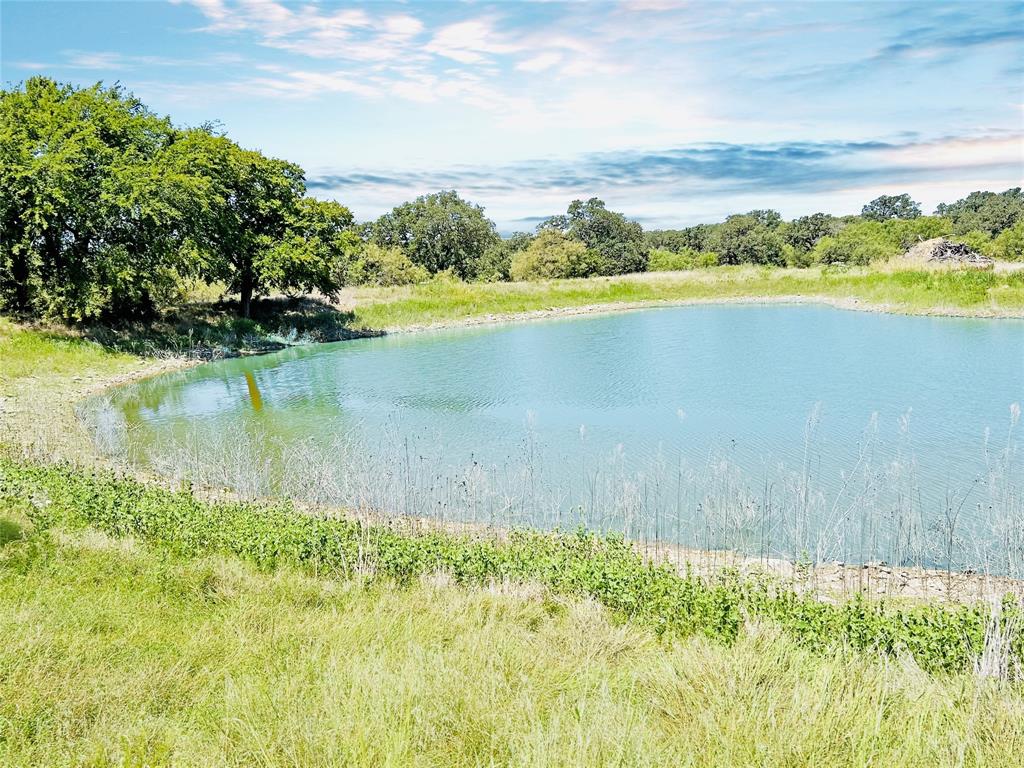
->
[92,304,1024,572]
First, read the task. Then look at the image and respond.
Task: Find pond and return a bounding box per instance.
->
[87,304,1024,574]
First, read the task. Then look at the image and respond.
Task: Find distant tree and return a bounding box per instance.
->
[510,229,605,280]
[344,243,429,286]
[861,194,922,221]
[538,198,648,274]
[782,213,840,252]
[935,188,1024,236]
[472,231,533,282]
[746,209,783,229]
[371,190,499,279]
[645,224,717,253]
[714,214,785,265]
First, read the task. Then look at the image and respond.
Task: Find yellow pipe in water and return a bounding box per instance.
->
[244,371,263,412]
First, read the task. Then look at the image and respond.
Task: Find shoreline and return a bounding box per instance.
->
[373,292,1024,337]
[3,294,1023,605]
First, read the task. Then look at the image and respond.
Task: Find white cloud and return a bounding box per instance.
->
[65,51,125,69]
[869,135,1024,172]
[618,0,689,11]
[516,52,562,73]
[233,69,380,99]
[424,19,517,64]
[161,0,720,147]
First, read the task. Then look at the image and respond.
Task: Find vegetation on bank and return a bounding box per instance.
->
[0,318,134,388]
[2,453,1021,678]
[349,266,1024,331]
[3,78,1023,325]
[3,524,1021,767]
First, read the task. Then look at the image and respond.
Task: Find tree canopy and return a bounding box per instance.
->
[166,130,308,317]
[0,77,183,320]
[645,224,715,254]
[861,194,922,222]
[538,198,649,275]
[935,188,1024,236]
[714,213,785,265]
[370,190,499,279]
[0,78,357,319]
[782,213,839,252]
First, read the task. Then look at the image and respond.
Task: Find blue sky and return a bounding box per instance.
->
[3,0,1022,230]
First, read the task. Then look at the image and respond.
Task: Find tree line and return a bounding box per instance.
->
[644,191,1023,271]
[2,79,1022,322]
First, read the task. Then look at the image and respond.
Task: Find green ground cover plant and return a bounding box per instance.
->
[2,453,1020,677]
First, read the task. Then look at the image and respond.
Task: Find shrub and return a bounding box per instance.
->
[781,243,816,268]
[953,230,995,256]
[510,230,605,281]
[345,244,429,287]
[812,234,892,266]
[992,220,1024,261]
[714,215,785,265]
[648,248,719,271]
[886,216,953,249]
[810,217,953,265]
[472,233,533,282]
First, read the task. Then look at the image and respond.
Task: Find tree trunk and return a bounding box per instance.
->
[239,264,254,319]
[10,246,30,312]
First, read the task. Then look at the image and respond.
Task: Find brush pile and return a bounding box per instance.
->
[903,237,993,268]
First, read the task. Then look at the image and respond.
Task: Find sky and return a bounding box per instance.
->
[2,0,1023,231]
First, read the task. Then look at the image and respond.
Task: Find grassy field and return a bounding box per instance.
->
[0,318,135,389]
[1,519,1022,767]
[6,266,1022,361]
[346,266,1024,330]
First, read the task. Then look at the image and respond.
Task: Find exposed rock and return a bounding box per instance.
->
[903,237,994,268]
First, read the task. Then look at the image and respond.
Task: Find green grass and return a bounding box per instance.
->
[3,453,1019,676]
[1,522,1022,767]
[0,319,134,390]
[347,267,1024,329]
[6,267,1021,363]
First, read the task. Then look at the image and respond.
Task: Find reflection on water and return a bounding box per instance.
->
[85,304,1024,574]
